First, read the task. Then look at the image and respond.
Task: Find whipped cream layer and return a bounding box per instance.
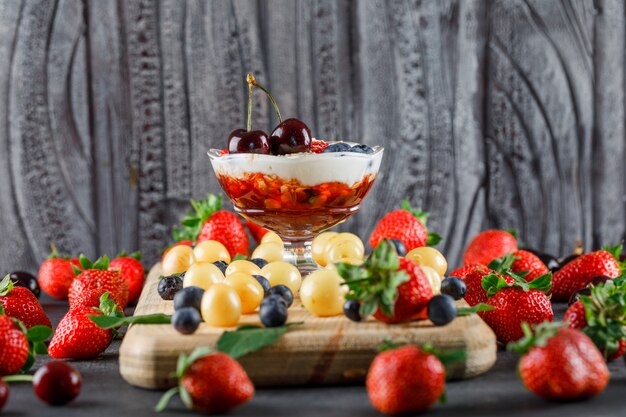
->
[208,143,383,186]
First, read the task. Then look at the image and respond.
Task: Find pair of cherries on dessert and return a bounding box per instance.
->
[228,74,312,155]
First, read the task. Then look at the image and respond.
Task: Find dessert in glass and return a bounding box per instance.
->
[209,75,383,274]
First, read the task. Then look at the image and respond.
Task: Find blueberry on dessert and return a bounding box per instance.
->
[322,142,352,153]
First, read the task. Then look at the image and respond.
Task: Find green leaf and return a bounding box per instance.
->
[487,253,517,273]
[402,199,428,225]
[426,232,443,247]
[528,273,552,293]
[155,386,180,413]
[88,313,172,329]
[92,255,110,270]
[233,254,248,261]
[507,321,563,355]
[21,353,35,372]
[26,325,52,343]
[481,274,510,297]
[33,341,48,355]
[504,229,518,239]
[79,254,93,270]
[421,344,467,366]
[457,303,495,316]
[71,265,82,275]
[179,383,193,409]
[216,325,289,359]
[377,339,403,352]
[0,274,13,296]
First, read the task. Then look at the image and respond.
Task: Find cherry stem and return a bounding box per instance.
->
[246,78,253,132]
[247,73,282,123]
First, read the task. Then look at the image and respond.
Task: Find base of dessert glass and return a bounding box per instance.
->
[281,238,318,277]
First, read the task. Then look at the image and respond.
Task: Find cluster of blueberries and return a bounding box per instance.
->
[157,258,293,335]
[322,142,375,154]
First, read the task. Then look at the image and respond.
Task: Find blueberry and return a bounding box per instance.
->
[250,258,268,269]
[343,299,362,322]
[260,298,288,327]
[254,275,271,293]
[388,239,407,256]
[427,295,457,326]
[171,307,201,335]
[261,294,288,309]
[440,276,467,300]
[267,284,294,307]
[158,275,183,300]
[9,271,40,298]
[322,142,351,153]
[173,286,205,312]
[348,144,374,154]
[213,261,229,275]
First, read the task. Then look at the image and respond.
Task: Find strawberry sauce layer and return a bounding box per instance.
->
[216,172,376,237]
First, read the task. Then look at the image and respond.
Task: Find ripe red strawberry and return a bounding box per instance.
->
[564,278,626,361]
[246,221,269,244]
[552,245,623,301]
[369,200,441,252]
[449,263,485,279]
[479,273,553,343]
[38,245,77,300]
[161,240,194,263]
[366,345,445,415]
[509,250,549,281]
[463,229,518,266]
[0,313,29,376]
[310,139,329,153]
[48,294,119,360]
[68,255,129,309]
[156,348,254,414]
[508,323,609,401]
[337,240,433,324]
[173,194,249,258]
[0,275,51,329]
[109,252,145,304]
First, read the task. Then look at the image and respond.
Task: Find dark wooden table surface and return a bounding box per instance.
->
[5,296,626,417]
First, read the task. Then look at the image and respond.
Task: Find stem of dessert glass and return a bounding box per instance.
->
[246,77,253,132]
[247,73,282,123]
[281,237,317,277]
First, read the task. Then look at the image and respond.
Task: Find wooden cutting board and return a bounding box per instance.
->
[119,264,497,389]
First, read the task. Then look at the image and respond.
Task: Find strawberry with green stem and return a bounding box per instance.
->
[479,271,553,343]
[369,200,442,252]
[38,243,78,299]
[490,251,549,282]
[508,322,609,401]
[69,255,129,309]
[366,342,466,415]
[109,251,145,304]
[552,244,624,301]
[564,276,626,361]
[173,194,249,258]
[0,274,51,329]
[463,229,518,266]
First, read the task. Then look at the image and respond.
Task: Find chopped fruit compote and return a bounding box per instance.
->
[209,143,383,239]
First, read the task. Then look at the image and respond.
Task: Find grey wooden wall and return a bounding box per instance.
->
[0,0,624,272]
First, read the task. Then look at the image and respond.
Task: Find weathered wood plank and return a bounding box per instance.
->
[0,0,624,273]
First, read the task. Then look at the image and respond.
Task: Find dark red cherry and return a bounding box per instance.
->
[32,361,81,406]
[0,380,8,411]
[9,271,41,298]
[228,129,270,154]
[270,118,312,155]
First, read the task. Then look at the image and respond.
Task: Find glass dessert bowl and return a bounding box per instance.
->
[209,143,383,274]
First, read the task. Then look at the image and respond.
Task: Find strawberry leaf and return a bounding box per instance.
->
[376,338,403,352]
[233,254,248,261]
[507,321,564,355]
[504,229,518,240]
[527,273,552,293]
[155,386,180,413]
[421,344,467,366]
[0,274,13,296]
[488,253,517,272]
[26,325,52,343]
[216,324,296,359]
[172,194,223,243]
[481,274,510,297]
[88,313,172,329]
[426,232,442,247]
[79,254,93,270]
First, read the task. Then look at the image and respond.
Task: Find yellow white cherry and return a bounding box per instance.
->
[201,283,242,327]
[300,270,346,317]
[225,260,261,277]
[329,233,365,253]
[326,239,365,264]
[183,262,224,290]
[312,232,338,266]
[162,245,196,276]
[224,272,264,314]
[406,247,447,276]
[261,231,283,246]
[260,261,302,295]
[420,265,442,295]
[193,240,231,263]
[251,242,284,263]
[326,258,363,271]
